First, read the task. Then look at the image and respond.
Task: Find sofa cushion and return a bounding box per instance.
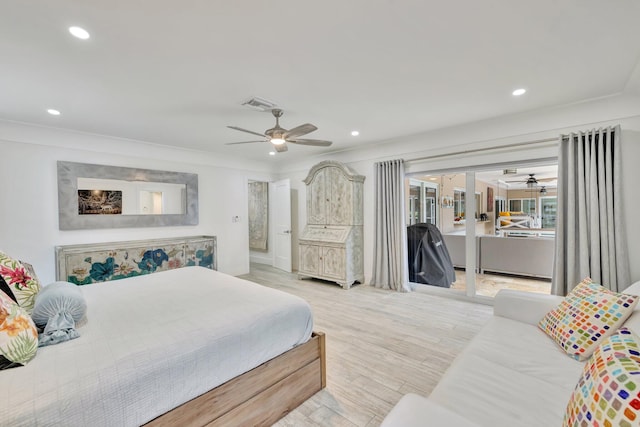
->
[620,281,640,336]
[381,393,480,427]
[538,278,638,361]
[429,316,584,427]
[564,327,640,426]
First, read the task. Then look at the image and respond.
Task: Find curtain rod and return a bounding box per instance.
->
[406,136,562,163]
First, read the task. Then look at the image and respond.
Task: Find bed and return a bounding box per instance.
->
[1,237,325,426]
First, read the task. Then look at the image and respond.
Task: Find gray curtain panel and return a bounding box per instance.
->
[370,159,412,292]
[552,125,630,295]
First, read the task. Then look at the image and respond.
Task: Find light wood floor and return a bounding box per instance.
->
[239,264,493,427]
[449,269,551,297]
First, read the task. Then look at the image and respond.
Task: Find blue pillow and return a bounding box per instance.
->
[31,281,87,347]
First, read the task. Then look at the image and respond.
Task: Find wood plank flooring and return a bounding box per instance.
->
[239,264,493,427]
[450,269,551,297]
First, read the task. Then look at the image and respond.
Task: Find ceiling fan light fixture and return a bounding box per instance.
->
[271,138,285,145]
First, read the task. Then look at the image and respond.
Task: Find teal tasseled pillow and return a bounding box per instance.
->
[31,282,87,347]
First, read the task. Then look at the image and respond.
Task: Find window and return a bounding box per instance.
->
[407,179,439,226]
[540,196,557,228]
[454,189,465,218]
[495,196,507,214]
[508,198,536,214]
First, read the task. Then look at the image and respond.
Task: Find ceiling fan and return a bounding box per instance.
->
[225,109,332,153]
[506,173,557,187]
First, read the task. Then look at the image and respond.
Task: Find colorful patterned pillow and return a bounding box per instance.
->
[539,278,639,361]
[0,290,38,370]
[564,327,640,426]
[0,251,41,314]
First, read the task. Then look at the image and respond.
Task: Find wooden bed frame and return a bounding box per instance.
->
[146,332,326,427]
[55,236,326,427]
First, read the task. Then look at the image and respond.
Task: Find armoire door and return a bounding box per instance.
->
[299,244,320,275]
[307,169,327,224]
[328,167,352,225]
[321,246,346,279]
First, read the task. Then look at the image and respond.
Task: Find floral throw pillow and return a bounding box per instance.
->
[564,327,640,426]
[0,290,38,370]
[538,278,639,361]
[0,251,41,314]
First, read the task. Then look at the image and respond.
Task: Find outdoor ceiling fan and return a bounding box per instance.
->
[225,109,332,153]
[506,173,556,188]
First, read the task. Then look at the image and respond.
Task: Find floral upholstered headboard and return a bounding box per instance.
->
[55,235,216,284]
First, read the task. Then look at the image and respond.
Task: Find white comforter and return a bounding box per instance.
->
[0,267,313,426]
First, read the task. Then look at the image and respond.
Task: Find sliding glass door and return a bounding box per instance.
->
[406,163,558,299]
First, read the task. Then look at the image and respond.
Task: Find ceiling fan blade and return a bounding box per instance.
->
[273,143,288,153]
[225,140,266,145]
[227,126,268,138]
[283,123,317,139]
[288,138,332,147]
[538,177,557,182]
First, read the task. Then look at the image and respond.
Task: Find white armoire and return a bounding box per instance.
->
[298,160,365,289]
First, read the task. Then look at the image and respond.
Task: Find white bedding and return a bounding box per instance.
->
[0,266,313,426]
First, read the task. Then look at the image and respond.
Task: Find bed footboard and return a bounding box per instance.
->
[145,331,326,427]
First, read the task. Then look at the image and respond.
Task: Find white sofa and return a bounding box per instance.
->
[381,281,640,427]
[442,234,554,278]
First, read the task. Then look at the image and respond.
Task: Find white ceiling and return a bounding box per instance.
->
[414,164,558,190]
[476,164,558,190]
[2,1,640,163]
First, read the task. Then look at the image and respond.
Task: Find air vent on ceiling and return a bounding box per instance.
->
[241,96,278,111]
[503,168,518,175]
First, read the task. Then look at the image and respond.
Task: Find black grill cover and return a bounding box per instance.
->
[407,223,456,287]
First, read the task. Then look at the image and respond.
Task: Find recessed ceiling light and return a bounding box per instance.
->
[269,151,276,156]
[69,26,90,40]
[351,130,360,136]
[512,88,526,96]
[47,109,61,116]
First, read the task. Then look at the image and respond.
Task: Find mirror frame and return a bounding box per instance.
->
[57,161,198,230]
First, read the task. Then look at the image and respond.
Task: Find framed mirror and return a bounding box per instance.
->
[57,161,198,230]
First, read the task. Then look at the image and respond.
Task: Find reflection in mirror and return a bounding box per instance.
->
[77,177,186,215]
[57,161,198,230]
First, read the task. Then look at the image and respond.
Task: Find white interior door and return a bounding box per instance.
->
[273,179,292,272]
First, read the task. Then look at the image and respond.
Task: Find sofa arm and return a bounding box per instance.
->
[381,394,480,427]
[493,289,564,326]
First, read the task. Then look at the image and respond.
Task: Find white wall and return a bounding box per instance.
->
[280,94,640,286]
[0,121,273,283]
